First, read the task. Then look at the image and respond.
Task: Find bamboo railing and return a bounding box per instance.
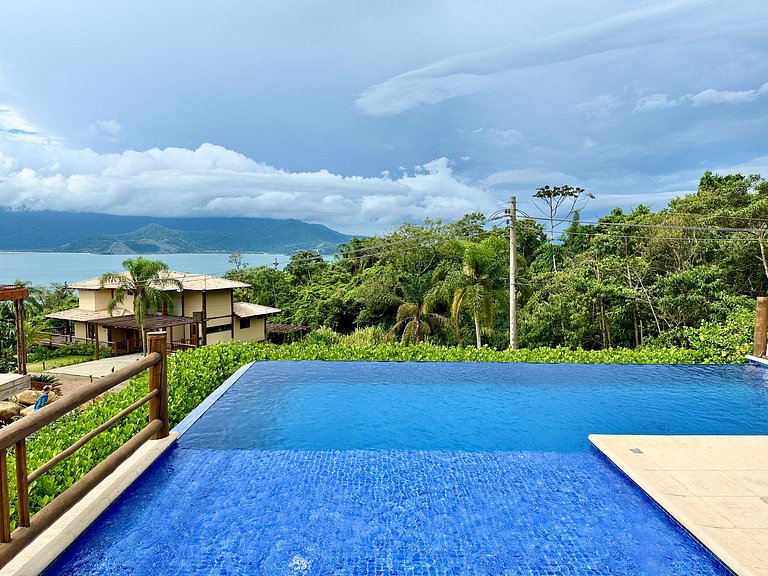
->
[0,332,169,568]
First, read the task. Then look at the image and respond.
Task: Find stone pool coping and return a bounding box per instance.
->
[1,362,254,575]
[590,434,768,576]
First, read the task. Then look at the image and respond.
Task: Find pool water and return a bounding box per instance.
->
[45,361,762,575]
[183,362,768,452]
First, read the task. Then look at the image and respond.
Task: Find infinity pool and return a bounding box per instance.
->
[46,361,764,575]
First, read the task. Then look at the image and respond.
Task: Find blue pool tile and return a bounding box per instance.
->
[45,448,730,575]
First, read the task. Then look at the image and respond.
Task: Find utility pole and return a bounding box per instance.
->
[508,195,518,350]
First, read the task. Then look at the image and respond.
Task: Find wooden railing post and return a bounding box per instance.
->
[0,450,10,543]
[147,332,169,439]
[754,297,768,357]
[14,441,29,528]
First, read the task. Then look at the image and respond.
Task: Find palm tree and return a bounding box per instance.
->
[100,257,183,354]
[448,238,508,348]
[389,298,448,345]
[387,271,448,345]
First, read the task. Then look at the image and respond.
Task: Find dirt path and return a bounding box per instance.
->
[43,373,99,397]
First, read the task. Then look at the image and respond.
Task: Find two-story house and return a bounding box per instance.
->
[45,271,280,355]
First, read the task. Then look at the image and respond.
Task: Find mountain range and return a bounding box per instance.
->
[0,210,352,255]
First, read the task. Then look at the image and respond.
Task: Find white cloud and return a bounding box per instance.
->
[0,132,497,235]
[88,119,123,141]
[690,82,768,106]
[355,0,718,115]
[634,93,683,112]
[574,95,621,120]
[0,105,50,144]
[635,81,768,112]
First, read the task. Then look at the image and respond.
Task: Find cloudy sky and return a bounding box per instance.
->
[1,0,767,235]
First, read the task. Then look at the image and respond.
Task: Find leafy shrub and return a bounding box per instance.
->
[345,326,392,346]
[682,306,754,363]
[29,343,114,361]
[302,326,343,346]
[30,374,57,384]
[28,347,55,362]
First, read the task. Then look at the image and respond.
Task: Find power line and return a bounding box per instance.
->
[659,210,768,225]
[564,230,762,243]
[520,214,768,234]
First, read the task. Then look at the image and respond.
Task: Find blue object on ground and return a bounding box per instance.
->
[33,391,48,411]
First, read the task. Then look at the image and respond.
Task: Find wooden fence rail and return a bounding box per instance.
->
[0,332,169,568]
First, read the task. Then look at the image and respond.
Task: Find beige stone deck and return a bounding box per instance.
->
[590,435,768,576]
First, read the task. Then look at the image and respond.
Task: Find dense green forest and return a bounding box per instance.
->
[226,171,767,355]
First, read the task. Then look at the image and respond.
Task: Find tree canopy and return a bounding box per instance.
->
[224,171,764,353]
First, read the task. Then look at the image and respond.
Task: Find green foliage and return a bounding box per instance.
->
[284,250,328,285]
[681,306,754,363]
[345,326,393,346]
[29,342,114,361]
[225,175,768,356]
[302,326,344,346]
[225,266,294,314]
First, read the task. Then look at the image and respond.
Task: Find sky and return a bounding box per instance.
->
[0,0,767,236]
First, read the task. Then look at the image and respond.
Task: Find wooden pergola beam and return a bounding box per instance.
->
[0,287,28,375]
[0,287,29,303]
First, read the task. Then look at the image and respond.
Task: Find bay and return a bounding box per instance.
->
[0,252,291,287]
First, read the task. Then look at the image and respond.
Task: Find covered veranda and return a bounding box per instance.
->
[94,315,199,358]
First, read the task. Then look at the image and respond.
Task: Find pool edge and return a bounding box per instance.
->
[590,434,768,576]
[2,433,178,576]
[173,361,254,438]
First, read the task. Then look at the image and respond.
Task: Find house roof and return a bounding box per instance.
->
[267,323,309,334]
[46,307,131,322]
[69,270,250,291]
[232,302,281,318]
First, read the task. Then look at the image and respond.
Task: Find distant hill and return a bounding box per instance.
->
[0,210,352,255]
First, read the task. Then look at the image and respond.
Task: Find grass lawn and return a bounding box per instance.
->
[27,355,91,372]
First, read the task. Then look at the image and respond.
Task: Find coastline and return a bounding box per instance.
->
[0,252,291,287]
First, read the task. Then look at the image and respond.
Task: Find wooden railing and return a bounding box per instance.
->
[0,332,169,568]
[38,332,144,355]
[38,331,91,348]
[112,338,143,355]
[170,338,197,352]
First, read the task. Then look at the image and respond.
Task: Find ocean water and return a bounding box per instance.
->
[43,361,752,574]
[0,252,290,287]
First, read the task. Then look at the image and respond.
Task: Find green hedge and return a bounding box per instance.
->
[6,338,749,529]
[29,343,114,362]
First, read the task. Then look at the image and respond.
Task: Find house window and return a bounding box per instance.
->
[240,317,251,330]
[206,323,232,334]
